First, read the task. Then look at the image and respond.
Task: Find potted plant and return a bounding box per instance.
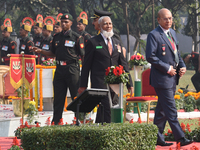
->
[25,101,38,125]
[129,53,148,81]
[105,65,129,94]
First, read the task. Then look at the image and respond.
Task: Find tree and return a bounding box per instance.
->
[159,0,191,30]
[113,0,159,52]
[182,0,200,52]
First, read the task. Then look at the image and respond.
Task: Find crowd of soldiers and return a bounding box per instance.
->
[0,10,93,65]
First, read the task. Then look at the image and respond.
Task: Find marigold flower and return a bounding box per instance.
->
[29,101,36,106]
[174,95,180,99]
[178,89,183,93]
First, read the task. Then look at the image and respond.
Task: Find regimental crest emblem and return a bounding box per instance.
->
[13,61,21,74]
[26,63,34,75]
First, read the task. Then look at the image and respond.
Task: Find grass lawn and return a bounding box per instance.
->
[123,69,196,94]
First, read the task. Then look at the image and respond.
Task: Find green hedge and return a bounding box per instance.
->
[21,123,158,150]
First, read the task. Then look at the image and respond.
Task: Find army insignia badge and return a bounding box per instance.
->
[162,44,166,55]
[115,44,121,53]
[80,43,84,49]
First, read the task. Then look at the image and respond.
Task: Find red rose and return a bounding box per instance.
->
[105,67,110,76]
[116,66,122,76]
[113,68,118,76]
[136,55,141,60]
[130,55,136,60]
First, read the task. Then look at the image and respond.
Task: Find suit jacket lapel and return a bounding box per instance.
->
[170,28,178,45]
[111,37,117,54]
[98,34,110,55]
[158,26,175,53]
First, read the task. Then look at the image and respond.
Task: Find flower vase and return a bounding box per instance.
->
[134,65,143,81]
[109,84,119,95]
[12,98,30,117]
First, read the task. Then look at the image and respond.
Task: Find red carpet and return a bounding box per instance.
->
[0,137,21,150]
[0,137,200,150]
[156,141,200,150]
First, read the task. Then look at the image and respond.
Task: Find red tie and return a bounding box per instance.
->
[167,32,175,51]
[107,38,112,55]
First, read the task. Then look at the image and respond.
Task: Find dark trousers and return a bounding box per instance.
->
[191,71,200,92]
[52,64,80,124]
[154,83,184,141]
[95,89,118,123]
[95,96,111,123]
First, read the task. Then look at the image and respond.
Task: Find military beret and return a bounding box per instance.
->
[61,13,73,21]
[91,9,113,19]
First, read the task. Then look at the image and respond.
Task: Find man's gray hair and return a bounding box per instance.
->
[98,16,112,25]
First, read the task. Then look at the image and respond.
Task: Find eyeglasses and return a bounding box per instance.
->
[161,17,173,21]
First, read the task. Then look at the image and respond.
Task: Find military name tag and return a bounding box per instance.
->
[42,44,49,50]
[35,41,40,46]
[96,46,102,49]
[2,45,8,51]
[21,45,26,50]
[65,40,75,47]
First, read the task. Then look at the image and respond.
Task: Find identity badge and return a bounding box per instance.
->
[96,46,102,49]
[42,44,49,50]
[65,40,75,47]
[2,45,8,51]
[35,41,40,46]
[21,45,26,50]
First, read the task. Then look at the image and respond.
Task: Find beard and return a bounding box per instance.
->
[101,28,114,38]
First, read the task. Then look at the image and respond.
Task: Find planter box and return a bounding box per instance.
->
[33,68,71,98]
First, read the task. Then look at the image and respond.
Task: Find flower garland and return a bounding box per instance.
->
[36,65,56,69]
[29,89,33,101]
[38,68,43,111]
[34,70,38,109]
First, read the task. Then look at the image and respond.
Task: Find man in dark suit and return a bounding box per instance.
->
[78,16,133,123]
[146,8,192,147]
[91,9,126,58]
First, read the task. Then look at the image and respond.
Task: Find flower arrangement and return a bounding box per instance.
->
[105,65,129,84]
[42,58,56,66]
[25,101,38,124]
[129,53,148,67]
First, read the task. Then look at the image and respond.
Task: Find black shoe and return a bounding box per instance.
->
[176,137,193,146]
[156,140,173,146]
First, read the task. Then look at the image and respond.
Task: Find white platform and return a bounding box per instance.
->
[125,111,200,122]
[0,104,96,137]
